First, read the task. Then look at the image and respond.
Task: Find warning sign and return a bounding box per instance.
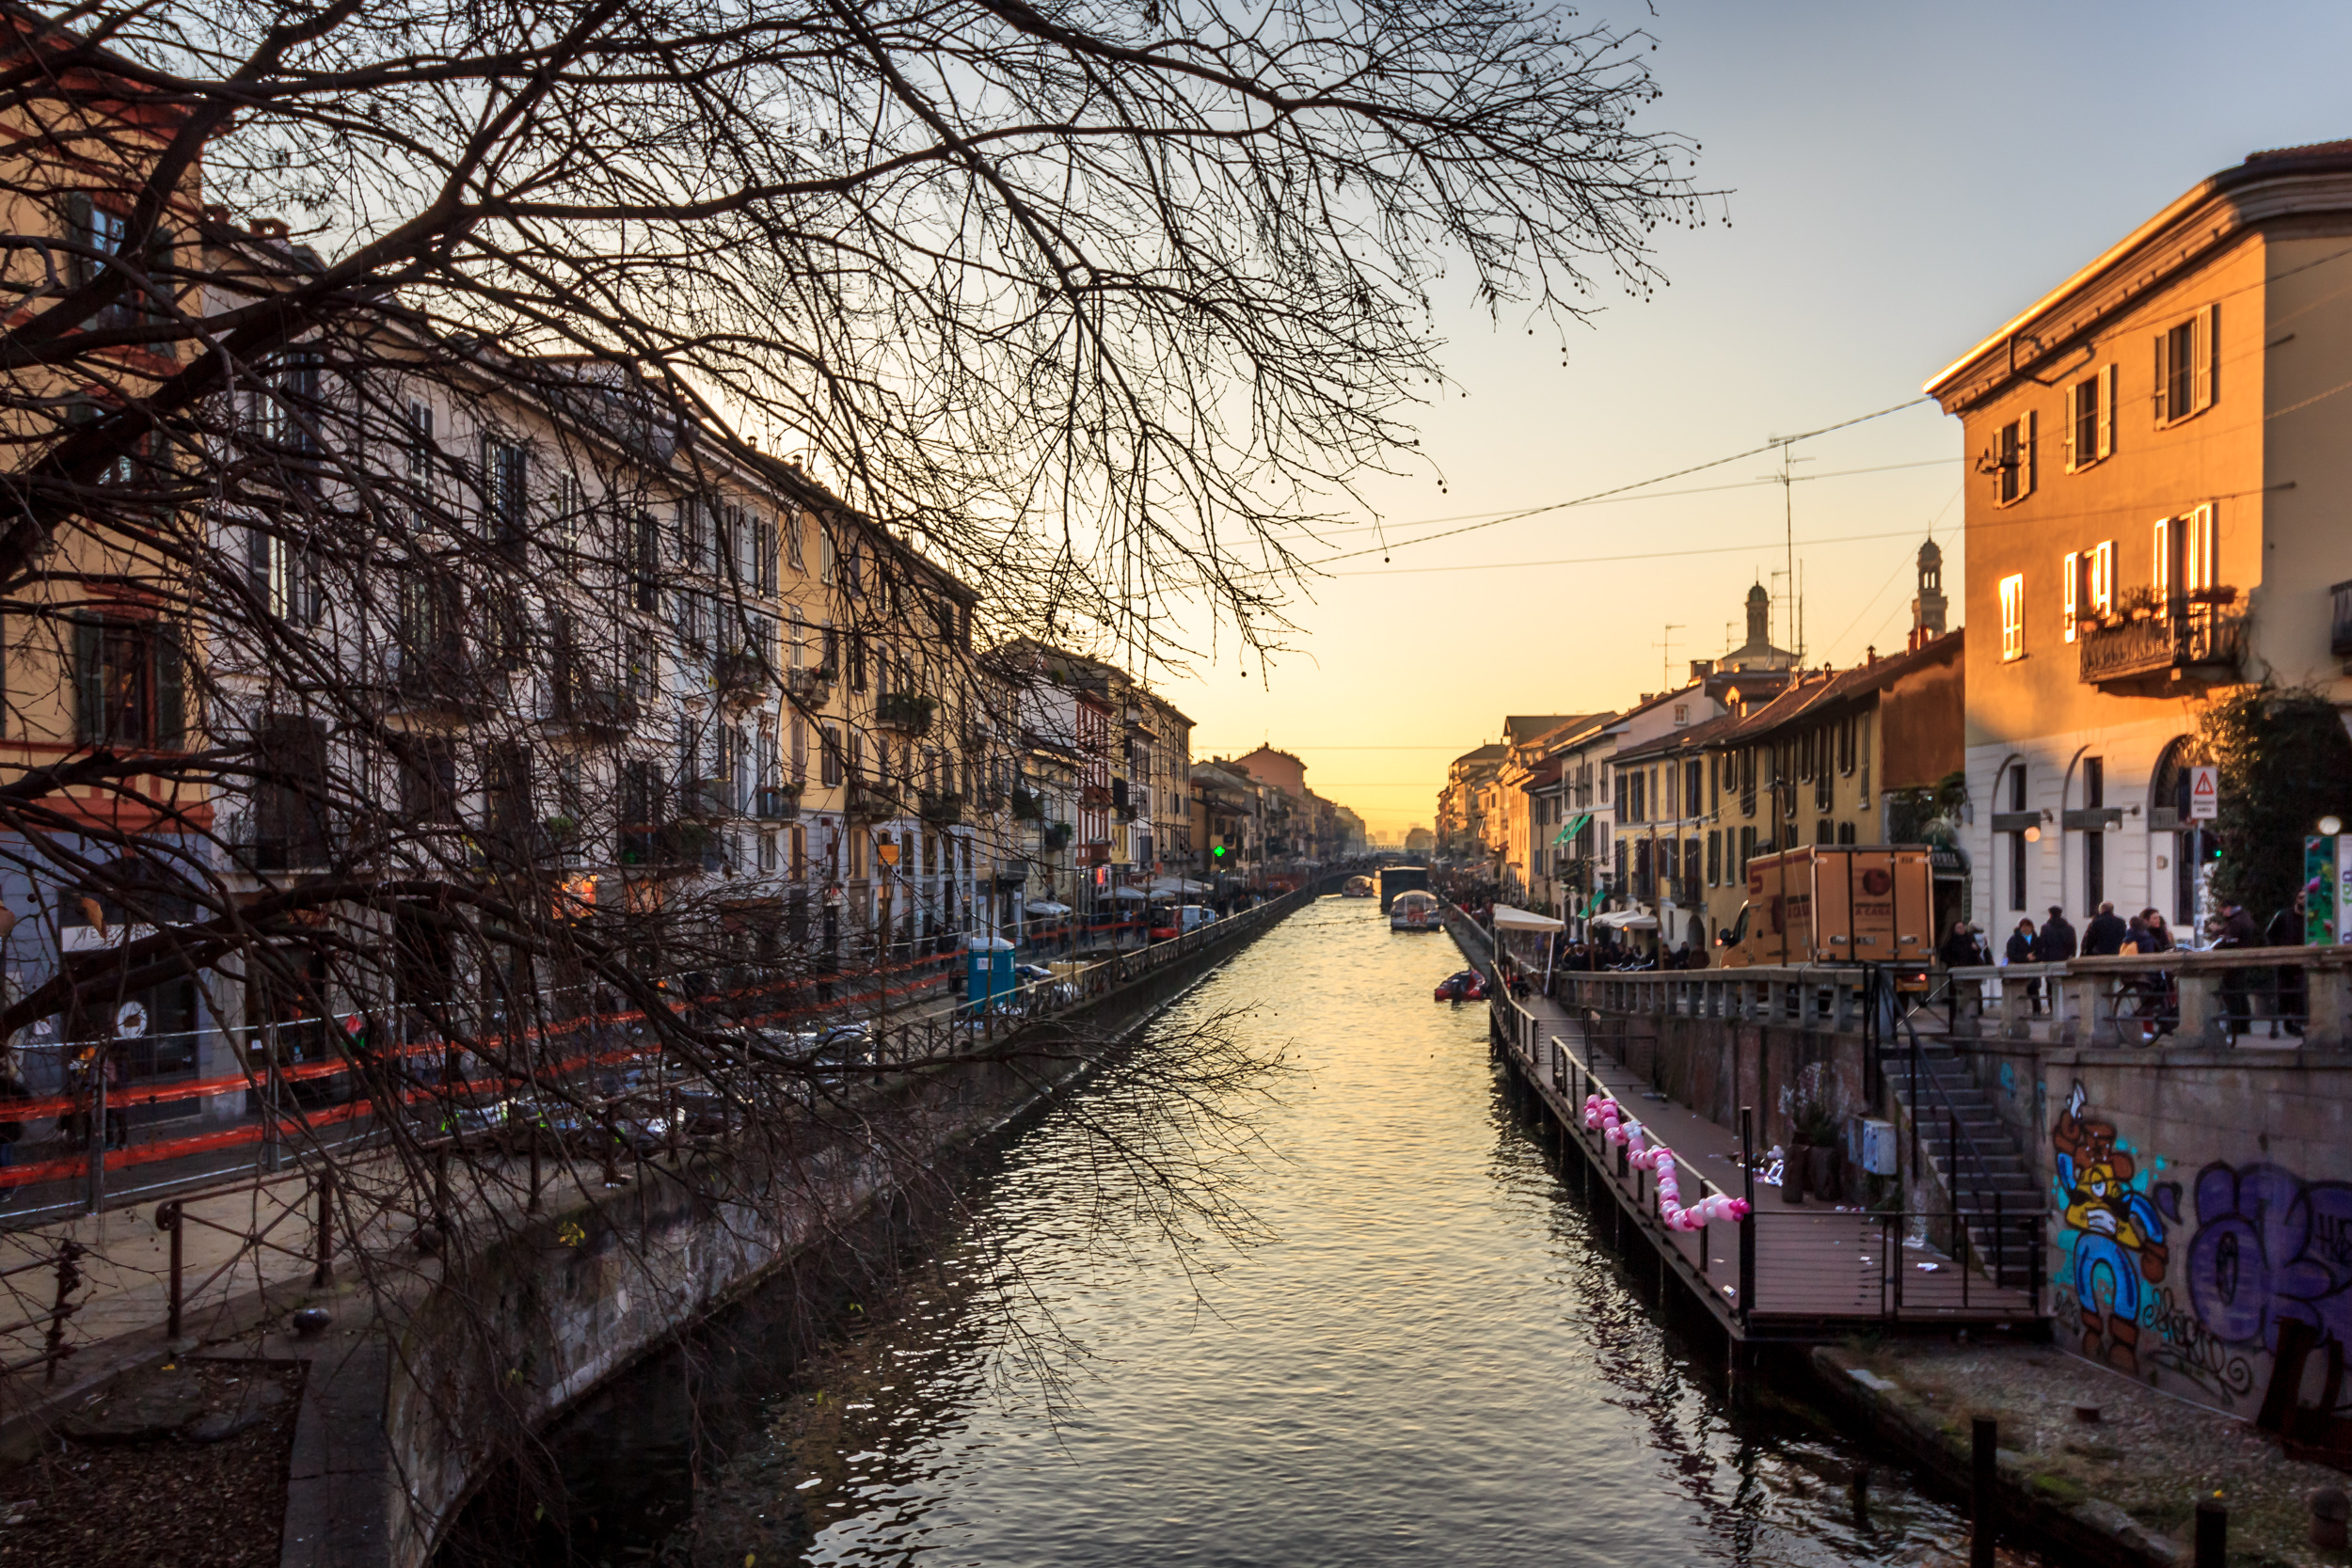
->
[2189,764,2219,820]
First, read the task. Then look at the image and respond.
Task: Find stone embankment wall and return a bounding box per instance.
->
[1561,984,2352,1433]
[359,889,1321,1568]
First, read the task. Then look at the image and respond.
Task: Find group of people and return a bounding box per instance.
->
[1935,894,2311,1038]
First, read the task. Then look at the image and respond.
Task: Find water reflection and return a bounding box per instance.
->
[644,895,2021,1566]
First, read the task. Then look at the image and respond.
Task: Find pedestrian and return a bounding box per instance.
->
[102,1047,128,1152]
[2082,900,2128,958]
[1938,919,1979,1029]
[2123,910,2153,954]
[2265,892,2309,1037]
[2005,918,2041,1015]
[2212,898,2260,1037]
[2141,909,2175,954]
[2034,905,2078,962]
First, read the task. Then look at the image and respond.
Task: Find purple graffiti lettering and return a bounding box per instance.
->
[2188,1163,2352,1355]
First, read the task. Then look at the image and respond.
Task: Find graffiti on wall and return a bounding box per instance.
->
[2053,1082,2174,1373]
[2052,1080,2349,1413]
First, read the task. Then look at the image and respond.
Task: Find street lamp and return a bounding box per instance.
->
[2323,816,2344,836]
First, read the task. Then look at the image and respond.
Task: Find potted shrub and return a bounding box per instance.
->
[1779,1063,1846,1205]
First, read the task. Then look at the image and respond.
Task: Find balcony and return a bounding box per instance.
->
[619,822,716,875]
[1010,787,1046,823]
[2078,596,2248,694]
[388,646,490,722]
[873,691,936,737]
[1040,821,1075,851]
[712,651,768,712]
[786,665,834,707]
[919,790,963,827]
[845,781,898,822]
[755,784,803,820]
[543,673,639,739]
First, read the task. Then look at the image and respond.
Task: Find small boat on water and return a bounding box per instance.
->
[1342,875,1375,898]
[1391,890,1442,931]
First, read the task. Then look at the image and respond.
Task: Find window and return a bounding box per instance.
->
[246,527,321,624]
[1706,830,1721,886]
[73,617,183,748]
[2154,305,2218,424]
[484,438,527,544]
[790,715,807,782]
[399,737,459,826]
[2184,502,2218,594]
[1673,703,1690,726]
[631,512,660,612]
[787,509,806,571]
[625,628,657,701]
[66,195,151,329]
[555,471,586,553]
[1999,573,2026,660]
[405,400,435,478]
[821,723,844,786]
[2061,543,2114,641]
[818,520,836,585]
[2065,366,2117,470]
[1992,411,2036,504]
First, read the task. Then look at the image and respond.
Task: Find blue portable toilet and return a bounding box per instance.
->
[965,936,1015,1011]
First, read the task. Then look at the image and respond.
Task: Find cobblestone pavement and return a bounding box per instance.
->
[1824,1339,2352,1567]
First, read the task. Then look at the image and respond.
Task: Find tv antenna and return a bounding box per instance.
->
[1760,438,1814,657]
[1657,623,1684,692]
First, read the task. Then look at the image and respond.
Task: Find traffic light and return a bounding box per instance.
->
[1212,844,1227,859]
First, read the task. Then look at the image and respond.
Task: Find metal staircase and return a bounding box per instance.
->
[1880,1009,2040,1284]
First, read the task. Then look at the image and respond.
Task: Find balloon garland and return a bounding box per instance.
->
[1582,1093,1752,1231]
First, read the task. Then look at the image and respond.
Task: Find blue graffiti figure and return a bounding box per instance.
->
[2055,1082,2171,1371]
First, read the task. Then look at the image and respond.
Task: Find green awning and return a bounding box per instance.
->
[1552,812,1592,847]
[1579,886,1607,919]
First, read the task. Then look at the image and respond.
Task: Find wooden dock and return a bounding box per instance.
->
[1488,985,2043,1345]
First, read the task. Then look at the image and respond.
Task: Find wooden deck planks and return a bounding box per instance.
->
[1495,990,2039,1338]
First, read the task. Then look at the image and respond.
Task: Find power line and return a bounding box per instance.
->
[1329,526,1935,578]
[1303,395,1936,569]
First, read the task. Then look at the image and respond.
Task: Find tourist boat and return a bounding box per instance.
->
[1343,875,1375,898]
[1390,890,1442,931]
[1433,968,1486,1002]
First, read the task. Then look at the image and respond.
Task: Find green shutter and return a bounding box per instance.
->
[154,623,184,748]
[64,192,93,288]
[72,619,103,743]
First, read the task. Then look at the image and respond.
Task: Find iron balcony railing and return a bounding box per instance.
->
[2078,599,2246,689]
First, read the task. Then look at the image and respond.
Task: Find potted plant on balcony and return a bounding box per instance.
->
[1010,787,1045,823]
[1042,821,1075,850]
[874,690,937,735]
[758,782,803,820]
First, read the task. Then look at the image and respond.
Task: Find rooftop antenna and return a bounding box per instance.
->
[1760,438,1814,652]
[1657,623,1684,691]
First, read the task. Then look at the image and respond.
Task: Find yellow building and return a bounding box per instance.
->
[1927,139,2352,933]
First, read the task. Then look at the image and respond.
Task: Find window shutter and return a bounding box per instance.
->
[247,525,273,598]
[2152,516,2170,604]
[2198,302,2219,409]
[2097,363,2116,459]
[2061,384,2077,471]
[63,192,94,288]
[2024,409,2037,496]
[2061,551,2079,641]
[144,224,174,320]
[72,619,103,743]
[2188,501,2217,591]
[2153,332,2169,421]
[154,623,185,748]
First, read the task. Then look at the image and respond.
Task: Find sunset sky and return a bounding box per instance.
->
[1153,0,2352,836]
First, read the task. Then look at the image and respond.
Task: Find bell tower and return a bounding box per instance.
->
[1909,537,1947,650]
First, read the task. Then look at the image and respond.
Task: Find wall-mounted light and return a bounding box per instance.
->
[2023,825,2042,844]
[2324,815,2345,836]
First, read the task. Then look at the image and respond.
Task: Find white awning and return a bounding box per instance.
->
[1148,876,1210,895]
[1489,904,1565,933]
[1025,899,1072,915]
[963,936,1014,952]
[1109,886,1150,901]
[1593,909,1660,931]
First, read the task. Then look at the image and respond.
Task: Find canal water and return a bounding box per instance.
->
[501,894,2029,1567]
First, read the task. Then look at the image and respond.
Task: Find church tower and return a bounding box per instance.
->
[1909,537,1948,651]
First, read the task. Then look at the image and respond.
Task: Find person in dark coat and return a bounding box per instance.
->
[2265,893,2309,1037]
[2082,901,2128,957]
[2213,899,2260,1036]
[2139,909,2175,954]
[1938,920,1980,1027]
[2006,918,2041,1014]
[2034,906,2078,962]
